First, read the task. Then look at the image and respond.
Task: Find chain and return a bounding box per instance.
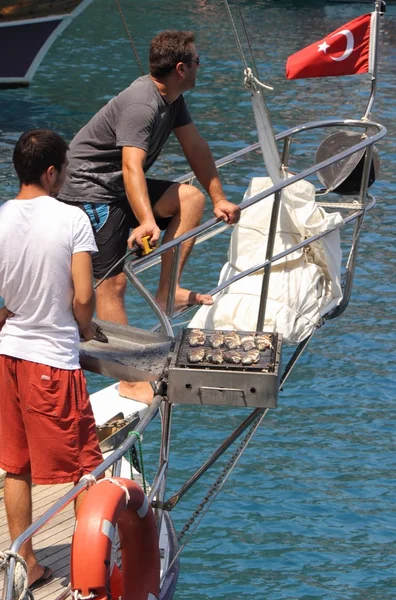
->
[160,410,268,586]
[177,410,267,542]
[114,0,145,76]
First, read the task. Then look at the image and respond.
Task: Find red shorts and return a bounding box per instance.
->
[0,355,103,484]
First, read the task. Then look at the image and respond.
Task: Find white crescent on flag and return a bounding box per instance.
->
[330,30,354,62]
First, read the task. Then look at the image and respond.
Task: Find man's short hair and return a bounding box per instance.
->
[13,129,69,185]
[149,30,195,78]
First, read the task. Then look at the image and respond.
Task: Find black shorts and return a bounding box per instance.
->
[79,178,174,280]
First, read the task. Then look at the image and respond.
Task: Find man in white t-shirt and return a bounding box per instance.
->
[0,130,102,589]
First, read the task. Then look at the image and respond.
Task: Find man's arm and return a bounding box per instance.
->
[175,123,240,224]
[71,251,96,341]
[122,146,161,248]
[0,306,14,332]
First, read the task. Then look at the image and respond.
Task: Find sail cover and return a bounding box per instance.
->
[190,177,344,344]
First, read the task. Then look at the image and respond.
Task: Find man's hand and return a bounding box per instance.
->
[79,322,96,342]
[213,200,241,225]
[127,220,161,249]
[0,306,14,332]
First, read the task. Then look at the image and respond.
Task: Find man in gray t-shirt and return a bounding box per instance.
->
[59,30,240,401]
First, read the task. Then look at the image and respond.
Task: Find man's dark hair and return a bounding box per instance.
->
[149,30,195,78]
[13,129,69,185]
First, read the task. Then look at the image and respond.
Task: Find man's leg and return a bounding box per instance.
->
[96,272,128,324]
[4,472,50,587]
[119,183,213,402]
[153,182,213,311]
[95,270,158,401]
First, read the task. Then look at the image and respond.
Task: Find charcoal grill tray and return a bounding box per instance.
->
[176,329,277,372]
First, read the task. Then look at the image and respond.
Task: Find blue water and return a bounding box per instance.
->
[1,1,396,598]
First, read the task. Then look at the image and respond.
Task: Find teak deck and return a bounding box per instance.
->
[0,483,74,600]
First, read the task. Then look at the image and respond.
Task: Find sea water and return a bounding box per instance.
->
[0,1,395,598]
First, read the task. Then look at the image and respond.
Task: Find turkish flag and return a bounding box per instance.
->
[286,13,373,79]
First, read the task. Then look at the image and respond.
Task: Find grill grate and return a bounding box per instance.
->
[175,329,278,373]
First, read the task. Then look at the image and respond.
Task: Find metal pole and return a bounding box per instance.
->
[164,407,266,510]
[256,189,282,331]
[123,264,174,337]
[363,1,383,120]
[165,245,182,319]
[154,398,173,531]
[327,145,374,320]
[281,135,292,169]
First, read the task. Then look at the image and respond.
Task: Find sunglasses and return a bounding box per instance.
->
[183,55,200,66]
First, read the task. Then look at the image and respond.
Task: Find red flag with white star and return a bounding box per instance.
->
[286,13,373,79]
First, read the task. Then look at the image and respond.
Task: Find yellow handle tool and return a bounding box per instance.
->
[140,235,158,256]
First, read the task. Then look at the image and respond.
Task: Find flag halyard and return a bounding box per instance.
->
[286,13,372,80]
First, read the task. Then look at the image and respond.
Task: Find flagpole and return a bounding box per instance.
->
[362,0,385,120]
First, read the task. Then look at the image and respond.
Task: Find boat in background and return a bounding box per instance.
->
[0,0,94,88]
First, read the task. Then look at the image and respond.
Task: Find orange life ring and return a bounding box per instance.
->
[71,477,160,600]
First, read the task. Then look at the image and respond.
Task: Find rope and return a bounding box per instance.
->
[222,0,273,92]
[97,478,130,507]
[79,473,97,487]
[126,431,147,495]
[114,0,145,76]
[244,67,273,92]
[222,0,249,71]
[0,550,33,600]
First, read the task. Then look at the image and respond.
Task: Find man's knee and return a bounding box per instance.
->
[5,471,32,484]
[179,184,205,216]
[96,272,127,299]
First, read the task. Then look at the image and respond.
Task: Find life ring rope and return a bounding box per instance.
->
[96,477,131,506]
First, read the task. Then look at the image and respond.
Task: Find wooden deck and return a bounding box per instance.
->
[0,482,74,600]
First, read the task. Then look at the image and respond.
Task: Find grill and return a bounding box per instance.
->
[167,329,282,409]
[176,329,278,373]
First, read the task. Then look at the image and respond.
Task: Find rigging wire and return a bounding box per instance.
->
[222,0,249,71]
[237,4,259,80]
[222,0,259,79]
[114,0,145,76]
[160,409,268,584]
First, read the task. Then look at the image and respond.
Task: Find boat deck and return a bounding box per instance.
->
[0,1,85,23]
[0,482,74,600]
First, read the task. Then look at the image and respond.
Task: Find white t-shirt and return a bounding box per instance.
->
[0,196,97,369]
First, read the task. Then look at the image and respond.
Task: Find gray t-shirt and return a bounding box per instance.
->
[59,75,192,204]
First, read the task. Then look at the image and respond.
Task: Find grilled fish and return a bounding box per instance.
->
[255,334,273,351]
[209,332,224,348]
[188,328,206,347]
[223,332,241,349]
[241,349,260,365]
[240,335,255,351]
[206,348,224,364]
[188,347,206,363]
[223,350,242,364]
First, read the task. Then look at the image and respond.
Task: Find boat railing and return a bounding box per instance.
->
[1,116,386,600]
[2,395,165,600]
[124,117,386,329]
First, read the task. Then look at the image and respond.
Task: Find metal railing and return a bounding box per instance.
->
[125,118,386,327]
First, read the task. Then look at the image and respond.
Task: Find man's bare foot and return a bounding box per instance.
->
[28,563,52,589]
[156,287,214,312]
[118,381,154,404]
